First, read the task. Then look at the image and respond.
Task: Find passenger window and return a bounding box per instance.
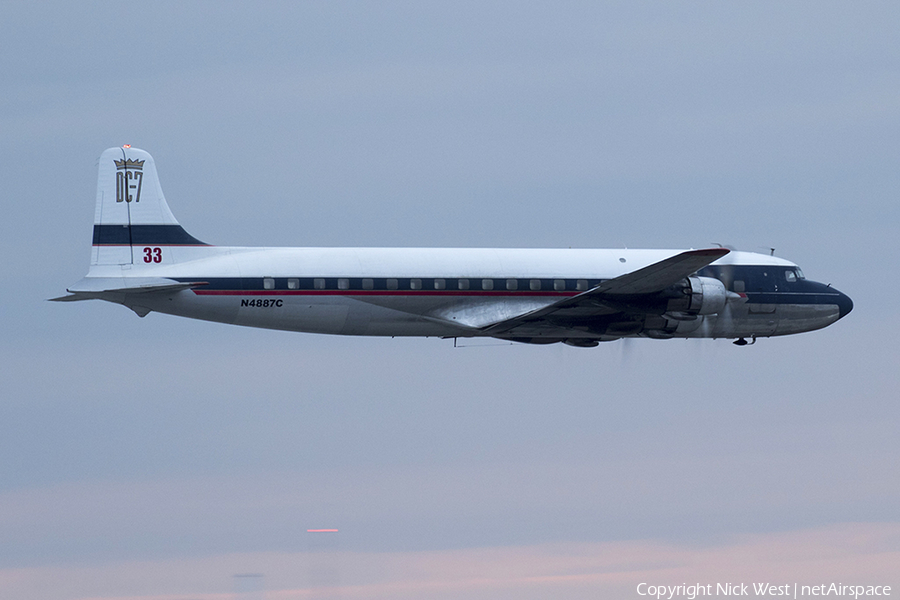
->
[785,270,796,282]
[482,279,494,290]
[458,279,470,290]
[733,280,745,293]
[554,279,566,291]
[530,279,541,291]
[410,278,422,290]
[434,278,446,290]
[576,279,588,291]
[263,278,275,290]
[387,278,398,290]
[314,278,326,290]
[506,279,518,290]
[338,278,349,290]
[362,278,374,290]
[287,278,299,290]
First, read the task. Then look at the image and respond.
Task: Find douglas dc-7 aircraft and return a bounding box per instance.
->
[53,146,852,347]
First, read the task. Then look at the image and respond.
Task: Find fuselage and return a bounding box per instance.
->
[81,245,852,343]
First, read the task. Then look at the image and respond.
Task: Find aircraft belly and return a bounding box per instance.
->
[699,303,777,338]
[122,290,845,342]
[340,296,483,336]
[368,296,555,329]
[254,302,351,334]
[227,295,351,334]
[772,304,840,335]
[145,292,469,337]
[689,303,839,339]
[129,292,241,325]
[229,296,462,337]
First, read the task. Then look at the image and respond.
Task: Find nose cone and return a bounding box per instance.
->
[836,290,853,319]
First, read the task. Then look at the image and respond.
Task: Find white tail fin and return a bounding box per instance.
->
[92,146,206,265]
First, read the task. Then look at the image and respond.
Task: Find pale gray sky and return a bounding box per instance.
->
[1,2,898,598]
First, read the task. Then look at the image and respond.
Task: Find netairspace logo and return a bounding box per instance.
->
[636,583,892,599]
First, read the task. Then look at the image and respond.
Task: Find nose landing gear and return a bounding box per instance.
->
[733,336,757,346]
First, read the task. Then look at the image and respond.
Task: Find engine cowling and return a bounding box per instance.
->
[666,276,728,316]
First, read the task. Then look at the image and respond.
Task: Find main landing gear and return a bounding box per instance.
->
[733,336,757,346]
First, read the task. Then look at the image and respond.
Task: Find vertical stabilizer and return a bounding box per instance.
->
[91,146,206,266]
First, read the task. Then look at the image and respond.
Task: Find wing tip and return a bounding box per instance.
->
[689,247,731,258]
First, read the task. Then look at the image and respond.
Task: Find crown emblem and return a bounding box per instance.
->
[114,158,145,170]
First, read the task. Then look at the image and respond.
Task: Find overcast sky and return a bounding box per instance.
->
[1,2,898,599]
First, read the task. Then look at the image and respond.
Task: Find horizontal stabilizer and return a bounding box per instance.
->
[49,293,94,302]
[50,278,207,302]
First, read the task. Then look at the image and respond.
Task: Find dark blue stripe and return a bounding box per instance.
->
[174,278,846,307]
[745,292,844,305]
[93,224,208,246]
[174,277,602,292]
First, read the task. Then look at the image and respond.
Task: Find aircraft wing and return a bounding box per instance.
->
[578,247,730,295]
[480,248,729,337]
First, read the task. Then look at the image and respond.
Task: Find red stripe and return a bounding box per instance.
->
[193,290,580,297]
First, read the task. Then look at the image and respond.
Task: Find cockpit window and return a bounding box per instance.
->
[795,268,805,280]
[785,270,797,282]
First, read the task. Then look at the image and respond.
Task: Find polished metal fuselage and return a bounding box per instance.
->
[80,246,852,342]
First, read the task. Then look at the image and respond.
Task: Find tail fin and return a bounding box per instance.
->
[92,146,207,266]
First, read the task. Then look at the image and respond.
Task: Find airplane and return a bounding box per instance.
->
[52,146,853,347]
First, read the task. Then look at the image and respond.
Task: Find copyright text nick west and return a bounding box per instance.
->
[636,583,892,599]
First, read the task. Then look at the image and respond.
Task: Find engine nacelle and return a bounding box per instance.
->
[666,276,728,316]
[687,276,728,315]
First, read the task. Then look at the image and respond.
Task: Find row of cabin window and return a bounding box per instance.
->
[260,277,596,292]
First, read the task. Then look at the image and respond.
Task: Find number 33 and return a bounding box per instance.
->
[143,247,162,263]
